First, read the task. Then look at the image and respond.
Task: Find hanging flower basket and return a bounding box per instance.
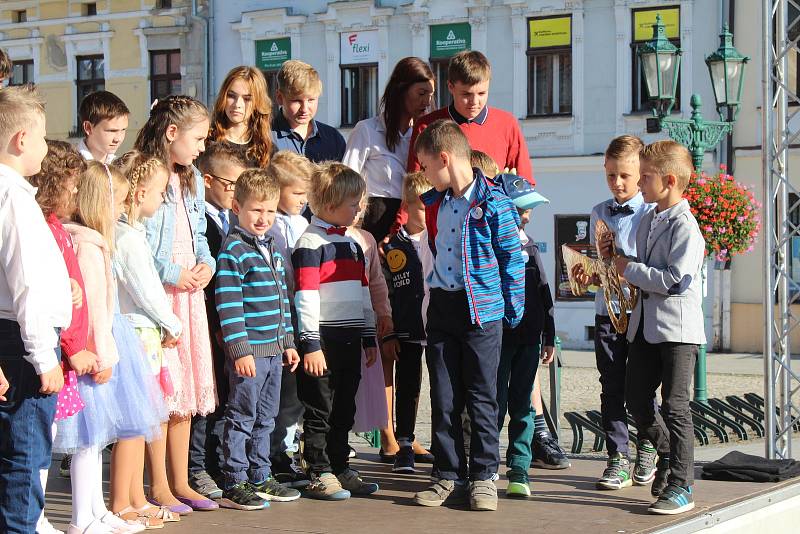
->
[683,165,761,262]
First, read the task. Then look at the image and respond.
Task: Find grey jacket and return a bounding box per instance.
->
[623,199,706,345]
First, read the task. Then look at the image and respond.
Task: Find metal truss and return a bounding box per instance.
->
[762,0,800,459]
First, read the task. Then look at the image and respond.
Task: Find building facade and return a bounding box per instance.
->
[0,0,209,145]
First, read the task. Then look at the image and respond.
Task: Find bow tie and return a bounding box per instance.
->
[608,204,634,216]
[326,226,347,236]
[256,236,272,247]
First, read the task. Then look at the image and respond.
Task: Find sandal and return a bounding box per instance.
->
[116,509,164,530]
[134,505,180,523]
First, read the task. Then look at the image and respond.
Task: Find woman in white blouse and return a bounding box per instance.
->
[343,57,435,243]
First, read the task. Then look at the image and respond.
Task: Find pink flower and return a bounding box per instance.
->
[704,197,713,206]
[697,178,707,186]
[719,227,727,234]
[704,225,713,232]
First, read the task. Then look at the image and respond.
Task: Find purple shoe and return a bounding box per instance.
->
[176,495,219,511]
[147,496,193,515]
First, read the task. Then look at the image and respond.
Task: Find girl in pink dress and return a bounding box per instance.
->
[135,95,219,512]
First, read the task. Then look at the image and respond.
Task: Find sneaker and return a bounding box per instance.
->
[219,482,269,511]
[633,441,658,485]
[189,470,223,500]
[413,479,468,507]
[596,453,633,490]
[392,446,415,473]
[59,455,71,477]
[337,468,378,495]
[251,477,301,502]
[648,484,694,515]
[272,454,311,489]
[531,432,571,470]
[304,472,351,501]
[651,457,671,497]
[36,517,65,534]
[469,480,498,511]
[505,471,531,499]
[348,446,357,459]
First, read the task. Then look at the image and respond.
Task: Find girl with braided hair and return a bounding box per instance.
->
[135,95,219,512]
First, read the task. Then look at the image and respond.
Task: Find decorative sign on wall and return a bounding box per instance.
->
[430,23,471,58]
[255,38,291,71]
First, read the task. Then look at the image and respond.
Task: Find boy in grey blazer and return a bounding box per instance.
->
[613,140,705,516]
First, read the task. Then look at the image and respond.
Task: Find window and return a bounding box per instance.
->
[76,55,105,122]
[527,15,573,116]
[340,64,378,127]
[156,0,172,8]
[150,50,181,101]
[428,23,472,110]
[631,6,681,113]
[430,59,450,110]
[84,2,97,16]
[261,69,281,116]
[14,10,26,23]
[9,60,33,86]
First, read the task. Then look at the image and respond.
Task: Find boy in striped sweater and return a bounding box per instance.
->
[215,169,301,510]
[292,162,379,501]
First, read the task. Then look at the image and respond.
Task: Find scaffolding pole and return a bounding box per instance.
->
[762,0,800,459]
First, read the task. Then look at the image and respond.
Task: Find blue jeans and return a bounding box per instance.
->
[222,355,282,487]
[496,340,540,478]
[0,320,58,533]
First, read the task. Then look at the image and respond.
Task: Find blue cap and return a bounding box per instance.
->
[494,173,550,210]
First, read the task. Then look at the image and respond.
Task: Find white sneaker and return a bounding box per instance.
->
[37,517,65,534]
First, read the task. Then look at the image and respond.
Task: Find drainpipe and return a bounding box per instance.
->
[190,0,210,105]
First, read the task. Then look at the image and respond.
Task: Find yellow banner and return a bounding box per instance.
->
[634,7,680,41]
[528,16,571,48]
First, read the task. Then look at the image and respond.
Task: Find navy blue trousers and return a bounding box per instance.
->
[594,314,631,457]
[426,289,502,481]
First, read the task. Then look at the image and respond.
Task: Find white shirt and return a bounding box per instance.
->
[267,212,309,294]
[205,202,229,234]
[77,139,116,163]
[0,164,73,373]
[343,115,411,199]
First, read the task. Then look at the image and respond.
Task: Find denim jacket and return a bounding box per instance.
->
[144,166,215,286]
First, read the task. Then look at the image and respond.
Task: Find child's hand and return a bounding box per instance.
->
[381,338,400,362]
[92,367,113,384]
[0,367,9,401]
[502,167,518,176]
[597,232,615,259]
[69,349,98,376]
[176,268,201,291]
[283,349,300,372]
[571,264,591,286]
[365,347,378,368]
[614,257,630,277]
[162,332,179,349]
[191,263,213,289]
[39,365,65,394]
[541,345,555,365]
[303,350,327,377]
[70,278,83,308]
[235,355,257,378]
[377,315,394,339]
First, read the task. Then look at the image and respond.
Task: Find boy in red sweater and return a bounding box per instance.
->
[407,50,534,186]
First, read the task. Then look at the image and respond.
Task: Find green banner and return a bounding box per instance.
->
[256,38,290,71]
[430,23,471,59]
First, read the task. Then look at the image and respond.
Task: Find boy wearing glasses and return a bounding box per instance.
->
[188,141,248,499]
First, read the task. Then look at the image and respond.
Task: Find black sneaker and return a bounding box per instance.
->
[633,440,657,485]
[648,484,694,515]
[531,432,571,470]
[219,481,269,510]
[272,453,311,489]
[59,455,71,478]
[392,446,415,473]
[251,477,301,502]
[596,453,633,490]
[651,457,671,497]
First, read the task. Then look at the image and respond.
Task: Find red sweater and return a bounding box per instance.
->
[407,105,534,185]
[47,214,88,359]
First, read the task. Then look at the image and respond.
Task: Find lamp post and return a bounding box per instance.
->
[637,14,749,403]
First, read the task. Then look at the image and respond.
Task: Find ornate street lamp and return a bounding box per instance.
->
[638,15,749,403]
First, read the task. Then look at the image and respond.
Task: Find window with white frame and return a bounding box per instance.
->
[527,15,572,117]
[9,60,33,86]
[150,49,181,100]
[631,6,681,112]
[340,30,380,127]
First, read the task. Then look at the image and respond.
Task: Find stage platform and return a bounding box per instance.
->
[42,447,800,534]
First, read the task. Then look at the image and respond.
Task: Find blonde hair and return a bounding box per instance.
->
[414,119,471,160]
[448,50,492,85]
[402,171,432,204]
[0,85,45,148]
[234,168,280,205]
[75,161,127,251]
[605,135,644,161]
[269,150,315,188]
[277,60,323,98]
[308,162,365,213]
[640,140,694,191]
[470,150,499,177]
[113,150,169,223]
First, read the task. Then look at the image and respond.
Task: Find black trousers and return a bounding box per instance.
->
[297,329,362,476]
[426,289,502,481]
[594,314,631,457]
[394,341,424,443]
[625,324,698,487]
[361,197,402,244]
[188,339,228,477]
